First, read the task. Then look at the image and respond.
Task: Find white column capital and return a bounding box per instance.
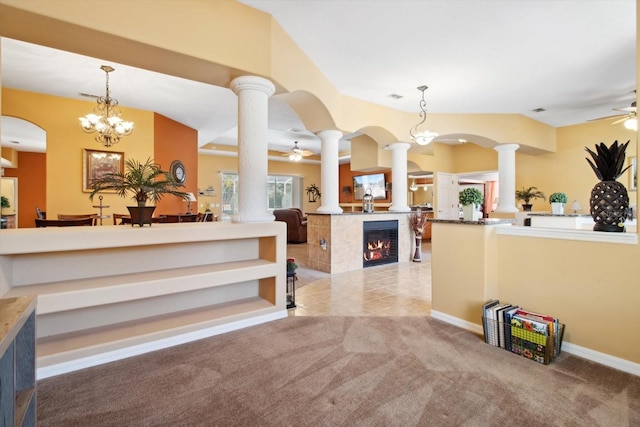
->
[317,129,343,140]
[385,142,411,152]
[493,143,520,153]
[230,76,276,97]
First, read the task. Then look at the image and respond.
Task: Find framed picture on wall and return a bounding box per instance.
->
[630,156,637,192]
[83,149,124,192]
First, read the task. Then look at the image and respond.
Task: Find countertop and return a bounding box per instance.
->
[427,218,515,226]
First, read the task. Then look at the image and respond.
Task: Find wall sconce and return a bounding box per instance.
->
[342,186,352,196]
[320,238,327,251]
[409,180,418,192]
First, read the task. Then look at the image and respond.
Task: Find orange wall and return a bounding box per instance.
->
[3,151,46,227]
[339,163,391,203]
[153,113,198,214]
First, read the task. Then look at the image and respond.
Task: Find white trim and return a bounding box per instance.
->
[496,226,638,245]
[431,310,640,376]
[37,311,287,379]
[561,342,640,377]
[431,310,483,335]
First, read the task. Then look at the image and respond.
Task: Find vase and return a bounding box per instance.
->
[551,202,565,215]
[413,234,422,262]
[462,204,480,221]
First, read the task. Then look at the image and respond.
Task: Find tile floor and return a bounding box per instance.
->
[287,241,432,316]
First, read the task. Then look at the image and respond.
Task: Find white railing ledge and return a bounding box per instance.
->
[496,226,638,245]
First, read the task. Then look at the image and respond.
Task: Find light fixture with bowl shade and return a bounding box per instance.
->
[624,117,637,131]
[409,85,438,146]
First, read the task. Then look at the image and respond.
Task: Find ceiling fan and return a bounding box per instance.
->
[589,100,637,130]
[283,141,314,161]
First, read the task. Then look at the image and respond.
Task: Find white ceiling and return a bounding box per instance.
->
[0,0,636,156]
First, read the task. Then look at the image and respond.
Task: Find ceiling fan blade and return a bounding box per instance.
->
[610,115,633,125]
[588,113,627,122]
[613,106,637,113]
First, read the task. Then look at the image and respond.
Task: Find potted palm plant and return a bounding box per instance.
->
[89,158,189,226]
[585,140,631,232]
[459,188,483,221]
[515,186,545,211]
[549,192,568,215]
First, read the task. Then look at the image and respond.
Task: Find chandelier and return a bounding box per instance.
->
[409,85,438,146]
[79,65,134,147]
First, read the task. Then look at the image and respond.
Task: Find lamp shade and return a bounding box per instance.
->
[570,200,581,212]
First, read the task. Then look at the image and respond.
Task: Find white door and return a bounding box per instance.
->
[436,172,459,220]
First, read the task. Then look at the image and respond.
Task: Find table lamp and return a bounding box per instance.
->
[186,192,197,214]
[570,200,581,213]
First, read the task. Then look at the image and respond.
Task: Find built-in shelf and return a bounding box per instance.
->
[0,223,287,378]
[0,296,37,427]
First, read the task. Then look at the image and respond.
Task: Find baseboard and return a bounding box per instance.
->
[430,310,484,335]
[37,310,288,379]
[430,310,640,377]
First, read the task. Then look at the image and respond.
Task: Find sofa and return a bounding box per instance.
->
[274,208,307,243]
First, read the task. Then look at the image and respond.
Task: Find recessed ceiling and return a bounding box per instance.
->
[1,0,636,157]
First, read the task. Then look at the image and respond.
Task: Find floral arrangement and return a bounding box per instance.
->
[409,209,429,236]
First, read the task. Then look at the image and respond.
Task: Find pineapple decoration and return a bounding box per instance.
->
[585,140,631,232]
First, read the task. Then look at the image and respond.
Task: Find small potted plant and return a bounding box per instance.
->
[459,188,483,221]
[0,196,10,229]
[549,192,568,215]
[515,186,546,211]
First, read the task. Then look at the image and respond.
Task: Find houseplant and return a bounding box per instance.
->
[89,157,189,226]
[585,140,631,232]
[515,186,545,211]
[1,196,9,229]
[459,187,483,221]
[549,192,568,215]
[305,183,321,203]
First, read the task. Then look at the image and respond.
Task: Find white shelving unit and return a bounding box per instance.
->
[0,222,287,378]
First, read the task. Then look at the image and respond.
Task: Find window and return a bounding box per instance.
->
[221,172,301,219]
[267,175,293,210]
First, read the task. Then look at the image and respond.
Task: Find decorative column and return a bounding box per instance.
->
[316,129,343,214]
[229,76,276,223]
[387,142,412,212]
[493,143,520,213]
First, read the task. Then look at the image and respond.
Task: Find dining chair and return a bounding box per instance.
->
[58,214,99,226]
[113,213,130,225]
[35,218,94,227]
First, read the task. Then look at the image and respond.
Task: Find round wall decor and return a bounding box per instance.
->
[170,160,186,184]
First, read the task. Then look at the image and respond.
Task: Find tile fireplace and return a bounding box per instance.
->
[363,220,398,268]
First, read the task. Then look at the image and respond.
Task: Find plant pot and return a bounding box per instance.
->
[127,206,156,227]
[462,204,481,221]
[551,202,565,215]
[521,204,533,212]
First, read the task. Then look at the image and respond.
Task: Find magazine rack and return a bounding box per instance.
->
[482,317,565,365]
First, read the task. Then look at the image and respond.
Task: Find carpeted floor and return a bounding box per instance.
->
[37,316,640,426]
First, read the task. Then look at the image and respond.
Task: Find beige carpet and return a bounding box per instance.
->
[37,317,639,426]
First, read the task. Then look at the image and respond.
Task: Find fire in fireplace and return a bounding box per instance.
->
[363,220,398,268]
